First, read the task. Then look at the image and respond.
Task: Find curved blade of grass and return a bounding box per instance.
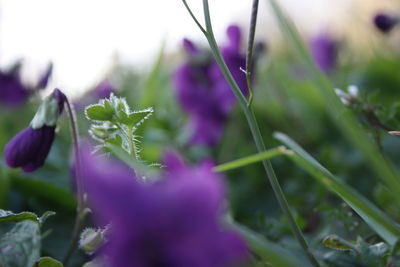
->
[228,221,311,267]
[274,132,400,246]
[214,146,291,172]
[268,0,400,203]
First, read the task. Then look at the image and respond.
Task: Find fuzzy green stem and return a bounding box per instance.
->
[63,97,87,266]
[182,1,320,266]
[127,127,138,159]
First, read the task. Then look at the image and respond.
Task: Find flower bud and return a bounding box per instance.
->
[79,227,108,255]
[4,89,66,172]
[374,13,399,33]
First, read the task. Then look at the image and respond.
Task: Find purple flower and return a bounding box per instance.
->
[174,25,250,146]
[0,63,30,107]
[81,144,248,267]
[74,79,116,109]
[36,63,53,90]
[0,61,54,106]
[4,89,66,172]
[209,25,249,109]
[309,32,338,73]
[374,13,398,33]
[92,79,115,99]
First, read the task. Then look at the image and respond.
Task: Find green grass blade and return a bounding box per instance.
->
[229,221,311,267]
[268,0,400,203]
[141,42,165,108]
[214,146,290,172]
[274,132,400,246]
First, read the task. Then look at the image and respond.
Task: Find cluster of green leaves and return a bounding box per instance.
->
[85,93,153,160]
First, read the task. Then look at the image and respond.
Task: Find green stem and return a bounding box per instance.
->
[245,0,259,106]
[63,97,87,266]
[127,127,138,159]
[182,1,320,266]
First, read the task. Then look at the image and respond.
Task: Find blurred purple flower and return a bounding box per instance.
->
[0,61,54,106]
[36,63,53,90]
[81,144,248,267]
[0,63,30,107]
[210,25,249,102]
[74,79,116,109]
[174,25,251,147]
[4,89,66,172]
[309,32,338,73]
[92,79,115,99]
[374,13,398,33]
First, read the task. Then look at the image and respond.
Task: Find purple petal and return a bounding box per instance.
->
[36,63,53,90]
[4,126,55,172]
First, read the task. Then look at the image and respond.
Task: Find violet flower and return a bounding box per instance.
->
[174,25,250,147]
[0,63,30,107]
[75,79,116,109]
[210,24,249,108]
[81,144,248,267]
[92,79,115,99]
[374,13,399,33]
[4,89,66,172]
[0,61,54,106]
[309,32,338,73]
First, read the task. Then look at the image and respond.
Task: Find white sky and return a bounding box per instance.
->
[0,0,352,96]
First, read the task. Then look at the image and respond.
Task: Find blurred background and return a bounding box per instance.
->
[0,0,399,97]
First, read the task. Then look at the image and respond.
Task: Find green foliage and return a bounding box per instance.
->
[34,257,63,267]
[85,94,153,160]
[275,132,400,246]
[0,220,41,267]
[322,236,389,267]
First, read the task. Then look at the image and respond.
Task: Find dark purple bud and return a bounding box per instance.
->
[374,13,398,33]
[36,63,53,90]
[309,32,338,73]
[4,126,56,172]
[4,88,67,172]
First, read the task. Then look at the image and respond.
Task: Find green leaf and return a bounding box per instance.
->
[34,257,63,267]
[274,132,400,246]
[213,146,291,172]
[115,108,154,128]
[0,221,41,267]
[105,134,123,147]
[85,104,114,121]
[0,210,40,224]
[322,235,356,251]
